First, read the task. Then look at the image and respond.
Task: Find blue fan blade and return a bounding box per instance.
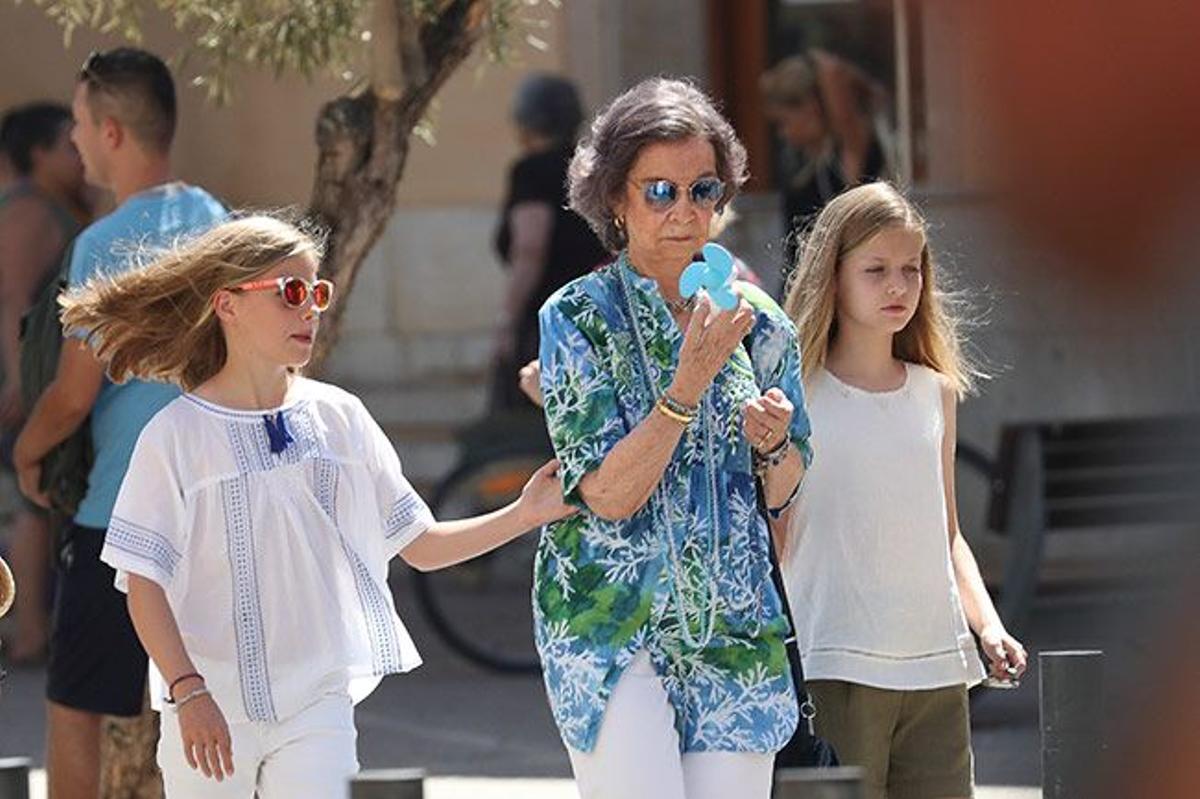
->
[710,286,738,311]
[679,263,707,298]
[702,242,735,282]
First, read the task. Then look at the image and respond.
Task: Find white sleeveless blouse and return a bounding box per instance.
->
[783,363,985,689]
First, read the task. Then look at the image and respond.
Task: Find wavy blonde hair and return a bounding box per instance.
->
[60,214,324,391]
[782,182,981,397]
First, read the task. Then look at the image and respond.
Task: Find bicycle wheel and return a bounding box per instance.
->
[411,449,548,674]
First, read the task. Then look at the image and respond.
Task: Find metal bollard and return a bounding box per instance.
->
[350,767,425,799]
[774,766,865,799]
[0,758,30,799]
[1040,650,1105,799]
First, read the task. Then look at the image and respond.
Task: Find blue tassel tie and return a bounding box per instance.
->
[263,410,294,455]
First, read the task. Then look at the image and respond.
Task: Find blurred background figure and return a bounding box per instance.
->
[491,73,608,410]
[760,51,891,269]
[0,101,89,665]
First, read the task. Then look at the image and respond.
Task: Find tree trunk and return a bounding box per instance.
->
[308,0,490,372]
[99,690,162,799]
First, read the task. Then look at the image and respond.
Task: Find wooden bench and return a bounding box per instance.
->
[987,415,1200,630]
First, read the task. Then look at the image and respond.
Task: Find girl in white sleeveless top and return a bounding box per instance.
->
[780,183,1026,799]
[59,216,574,798]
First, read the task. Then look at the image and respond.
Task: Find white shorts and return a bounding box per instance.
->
[157,693,358,798]
[567,651,775,799]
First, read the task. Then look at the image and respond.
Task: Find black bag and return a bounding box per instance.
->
[18,241,93,518]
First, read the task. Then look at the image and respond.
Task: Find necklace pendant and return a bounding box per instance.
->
[665,295,695,315]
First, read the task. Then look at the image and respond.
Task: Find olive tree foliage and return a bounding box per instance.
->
[21,0,556,369]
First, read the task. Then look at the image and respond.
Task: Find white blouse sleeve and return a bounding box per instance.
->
[356,398,435,557]
[102,419,189,593]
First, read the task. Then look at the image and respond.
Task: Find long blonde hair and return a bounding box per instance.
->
[60,214,324,391]
[782,182,980,397]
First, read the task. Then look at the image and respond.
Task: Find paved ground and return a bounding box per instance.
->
[2,566,1175,797]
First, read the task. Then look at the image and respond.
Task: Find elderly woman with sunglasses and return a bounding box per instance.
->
[535,78,813,799]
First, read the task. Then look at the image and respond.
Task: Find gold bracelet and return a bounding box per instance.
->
[655,398,694,425]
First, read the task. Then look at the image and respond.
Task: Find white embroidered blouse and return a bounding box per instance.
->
[101,378,432,723]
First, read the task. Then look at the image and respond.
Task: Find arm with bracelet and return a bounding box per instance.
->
[561,294,758,521]
[127,575,234,781]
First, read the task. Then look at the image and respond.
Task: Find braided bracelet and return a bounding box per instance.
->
[168,671,203,702]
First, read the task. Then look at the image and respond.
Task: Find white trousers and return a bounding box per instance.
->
[568,651,775,799]
[157,693,358,798]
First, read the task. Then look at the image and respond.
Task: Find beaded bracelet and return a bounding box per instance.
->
[655,398,694,425]
[659,392,699,419]
[752,435,791,475]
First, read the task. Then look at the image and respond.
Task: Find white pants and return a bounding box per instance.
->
[568,652,775,799]
[157,693,358,798]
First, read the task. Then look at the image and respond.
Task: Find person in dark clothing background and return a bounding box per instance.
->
[0,102,90,666]
[492,73,608,409]
[760,52,890,271]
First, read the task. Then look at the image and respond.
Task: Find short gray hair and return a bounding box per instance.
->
[568,78,748,252]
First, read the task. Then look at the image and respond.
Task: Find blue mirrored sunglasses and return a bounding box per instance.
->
[638,177,725,211]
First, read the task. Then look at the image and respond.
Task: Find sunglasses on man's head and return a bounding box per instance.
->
[78,50,114,86]
[635,177,725,212]
[232,276,334,312]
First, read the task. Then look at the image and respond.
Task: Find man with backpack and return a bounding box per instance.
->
[13,48,225,797]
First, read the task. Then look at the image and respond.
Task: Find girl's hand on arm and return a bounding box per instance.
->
[402,459,574,571]
[517,458,577,528]
[518,360,544,407]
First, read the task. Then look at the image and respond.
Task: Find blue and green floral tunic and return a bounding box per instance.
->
[535,253,813,753]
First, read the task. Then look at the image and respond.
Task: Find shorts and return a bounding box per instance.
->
[46,522,148,716]
[807,679,974,799]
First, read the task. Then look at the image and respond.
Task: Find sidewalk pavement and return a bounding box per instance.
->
[21,771,1040,798]
[3,567,1172,797]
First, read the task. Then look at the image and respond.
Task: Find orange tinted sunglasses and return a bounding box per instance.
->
[233,276,334,311]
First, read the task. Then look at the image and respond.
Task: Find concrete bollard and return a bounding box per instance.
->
[1040,650,1105,799]
[0,758,30,799]
[774,766,865,799]
[350,767,425,799]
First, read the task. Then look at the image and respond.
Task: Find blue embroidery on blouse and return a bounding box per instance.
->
[221,474,277,722]
[107,516,182,580]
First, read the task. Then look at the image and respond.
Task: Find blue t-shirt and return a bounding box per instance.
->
[68,182,226,529]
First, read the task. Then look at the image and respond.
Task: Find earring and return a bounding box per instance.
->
[614,215,625,231]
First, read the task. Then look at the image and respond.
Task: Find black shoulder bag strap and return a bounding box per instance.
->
[744,331,839,769]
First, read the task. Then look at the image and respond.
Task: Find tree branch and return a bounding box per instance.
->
[305,0,492,372]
